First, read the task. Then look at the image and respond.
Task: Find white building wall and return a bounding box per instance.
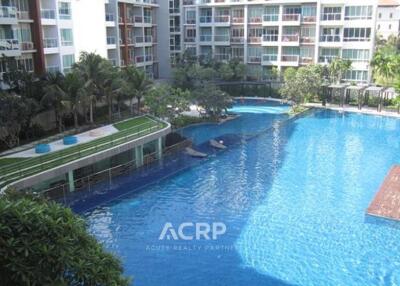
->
[71,0,108,60]
[376,5,400,39]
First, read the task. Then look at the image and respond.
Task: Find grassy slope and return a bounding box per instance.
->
[0,116,162,184]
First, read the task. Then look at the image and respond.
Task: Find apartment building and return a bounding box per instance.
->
[376,0,400,40]
[167,0,380,83]
[104,0,159,78]
[0,0,44,78]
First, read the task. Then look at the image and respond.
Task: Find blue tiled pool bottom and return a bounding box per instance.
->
[85,107,400,286]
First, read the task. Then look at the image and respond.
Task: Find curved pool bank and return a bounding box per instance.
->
[85,106,400,286]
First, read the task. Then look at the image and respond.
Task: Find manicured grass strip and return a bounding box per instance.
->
[0,158,28,168]
[0,116,166,188]
[114,116,152,131]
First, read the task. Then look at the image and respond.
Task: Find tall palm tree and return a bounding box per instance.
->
[63,71,87,129]
[73,52,104,124]
[328,58,352,84]
[41,72,67,132]
[371,51,399,86]
[122,66,152,115]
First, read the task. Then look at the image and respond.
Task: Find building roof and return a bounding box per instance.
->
[379,0,400,7]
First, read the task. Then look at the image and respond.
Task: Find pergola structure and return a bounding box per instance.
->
[323,84,399,113]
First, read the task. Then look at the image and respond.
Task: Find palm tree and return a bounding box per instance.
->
[122,66,152,115]
[328,58,352,84]
[63,71,87,129]
[73,52,104,124]
[371,50,399,86]
[41,72,67,132]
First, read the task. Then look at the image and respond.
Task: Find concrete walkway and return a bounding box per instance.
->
[305,103,400,118]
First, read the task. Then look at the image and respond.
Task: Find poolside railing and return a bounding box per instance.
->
[0,117,166,190]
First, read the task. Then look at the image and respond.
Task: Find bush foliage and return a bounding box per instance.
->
[0,193,130,286]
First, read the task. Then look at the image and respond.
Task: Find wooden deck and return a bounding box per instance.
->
[367,165,400,221]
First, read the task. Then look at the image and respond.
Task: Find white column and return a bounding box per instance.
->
[314,1,321,64]
[243,5,248,64]
[155,137,163,160]
[135,145,144,168]
[67,171,75,192]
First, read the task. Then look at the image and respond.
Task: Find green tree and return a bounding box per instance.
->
[193,84,232,118]
[0,93,30,148]
[74,52,105,124]
[280,67,298,103]
[371,50,400,87]
[144,85,191,121]
[0,192,130,286]
[328,58,352,84]
[63,71,87,129]
[122,65,152,115]
[41,72,67,132]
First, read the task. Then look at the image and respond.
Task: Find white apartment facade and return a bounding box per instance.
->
[376,0,400,40]
[104,0,159,78]
[166,0,380,83]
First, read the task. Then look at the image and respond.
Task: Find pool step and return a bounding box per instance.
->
[367,165,400,221]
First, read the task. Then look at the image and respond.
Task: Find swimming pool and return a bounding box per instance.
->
[85,102,400,286]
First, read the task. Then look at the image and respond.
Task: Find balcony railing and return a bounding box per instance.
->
[302,15,316,23]
[199,16,212,23]
[184,37,195,42]
[46,66,60,73]
[263,35,279,42]
[185,19,196,24]
[214,15,230,23]
[231,37,244,44]
[262,54,278,62]
[0,6,17,18]
[248,36,262,43]
[300,57,314,64]
[183,0,195,5]
[143,16,152,23]
[43,38,58,48]
[263,14,279,22]
[17,11,30,20]
[200,35,212,42]
[20,42,34,50]
[300,37,315,44]
[320,35,341,42]
[281,55,299,62]
[107,36,116,45]
[214,35,230,42]
[319,56,337,63]
[282,14,300,21]
[135,36,153,43]
[281,34,299,42]
[247,56,261,63]
[170,26,180,33]
[249,16,262,24]
[232,17,244,24]
[0,39,19,51]
[214,54,231,61]
[41,9,56,19]
[61,40,73,46]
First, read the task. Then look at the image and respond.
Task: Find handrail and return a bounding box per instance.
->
[0,116,167,187]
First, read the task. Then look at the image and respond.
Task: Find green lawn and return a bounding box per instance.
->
[0,158,27,167]
[0,116,166,189]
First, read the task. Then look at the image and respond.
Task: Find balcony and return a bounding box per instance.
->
[135,36,153,45]
[41,9,56,19]
[214,15,230,25]
[281,55,299,66]
[20,42,34,51]
[281,34,299,45]
[300,36,315,44]
[249,16,262,25]
[262,54,278,65]
[231,37,244,44]
[0,39,20,56]
[0,6,17,18]
[214,54,231,62]
[183,0,195,5]
[321,13,341,21]
[185,19,196,25]
[106,13,115,22]
[300,57,314,65]
[170,26,180,33]
[43,38,58,49]
[17,11,30,20]
[248,36,262,44]
[282,14,301,25]
[262,14,279,24]
[319,35,341,46]
[302,15,316,23]
[247,56,261,64]
[184,37,195,43]
[232,17,244,24]
[199,35,212,42]
[214,35,230,44]
[262,35,279,45]
[199,16,212,25]
[107,36,116,45]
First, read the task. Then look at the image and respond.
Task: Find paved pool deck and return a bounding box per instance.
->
[367,165,400,221]
[305,103,400,118]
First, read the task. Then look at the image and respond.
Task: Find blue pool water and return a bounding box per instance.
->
[85,103,400,286]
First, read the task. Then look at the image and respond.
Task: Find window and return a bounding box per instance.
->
[185,9,196,24]
[343,28,371,42]
[60,29,73,46]
[342,49,369,61]
[378,24,381,30]
[264,6,279,21]
[320,27,341,42]
[59,2,71,20]
[344,70,368,82]
[319,48,340,63]
[263,27,279,41]
[344,6,372,20]
[379,13,382,18]
[390,13,393,18]
[321,7,341,21]
[62,54,75,73]
[389,24,392,30]
[263,46,278,61]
